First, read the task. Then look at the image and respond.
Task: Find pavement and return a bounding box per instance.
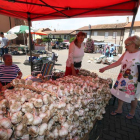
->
[6,49,140,140]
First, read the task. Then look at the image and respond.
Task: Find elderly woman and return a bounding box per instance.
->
[65,31,86,76]
[0,54,22,89]
[99,35,140,119]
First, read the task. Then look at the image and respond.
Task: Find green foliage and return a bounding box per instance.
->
[42,38,51,42]
[58,38,63,43]
[69,37,75,43]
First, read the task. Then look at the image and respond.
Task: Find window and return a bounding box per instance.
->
[113,32,117,38]
[131,30,135,36]
[53,35,55,39]
[105,32,108,38]
[94,31,98,36]
[64,35,66,39]
[59,35,61,38]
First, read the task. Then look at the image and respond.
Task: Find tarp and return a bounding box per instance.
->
[0,0,139,21]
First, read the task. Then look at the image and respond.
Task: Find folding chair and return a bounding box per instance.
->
[31,61,54,81]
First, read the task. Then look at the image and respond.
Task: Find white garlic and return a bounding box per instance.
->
[33,115,42,126]
[11,111,22,124]
[59,127,68,137]
[28,126,39,137]
[0,128,8,140]
[0,118,12,129]
[39,123,48,135]
[10,102,21,113]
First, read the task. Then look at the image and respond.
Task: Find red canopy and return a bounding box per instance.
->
[0,0,139,21]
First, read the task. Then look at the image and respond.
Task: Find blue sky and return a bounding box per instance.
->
[32,7,140,31]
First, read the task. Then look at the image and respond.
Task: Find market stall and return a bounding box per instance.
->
[0,70,112,140]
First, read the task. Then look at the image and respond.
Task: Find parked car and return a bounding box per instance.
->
[63,42,70,49]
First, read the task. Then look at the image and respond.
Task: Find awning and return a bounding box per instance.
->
[0,0,139,21]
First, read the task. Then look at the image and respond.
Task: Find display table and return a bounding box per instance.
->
[0,70,112,140]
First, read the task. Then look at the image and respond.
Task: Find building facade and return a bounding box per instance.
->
[122,21,140,52]
[0,15,27,44]
[76,23,127,45]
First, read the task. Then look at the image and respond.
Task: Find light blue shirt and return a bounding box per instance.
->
[0,37,9,48]
[110,46,115,53]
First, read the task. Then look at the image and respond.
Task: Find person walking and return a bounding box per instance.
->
[56,40,59,51]
[0,32,9,63]
[104,44,110,57]
[99,35,140,119]
[65,31,86,76]
[110,44,115,57]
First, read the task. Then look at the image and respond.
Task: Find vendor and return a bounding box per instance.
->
[0,54,22,89]
[65,31,86,76]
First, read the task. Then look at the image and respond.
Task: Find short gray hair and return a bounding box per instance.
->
[3,54,12,61]
[125,35,140,49]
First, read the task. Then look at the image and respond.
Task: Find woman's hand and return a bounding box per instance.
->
[99,68,106,73]
[16,75,22,79]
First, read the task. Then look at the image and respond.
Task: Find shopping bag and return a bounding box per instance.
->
[137,65,140,82]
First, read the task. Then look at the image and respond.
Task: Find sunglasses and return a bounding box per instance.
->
[125,42,133,46]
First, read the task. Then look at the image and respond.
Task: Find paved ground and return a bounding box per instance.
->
[89,97,140,140]
[12,49,121,82]
[10,49,140,140]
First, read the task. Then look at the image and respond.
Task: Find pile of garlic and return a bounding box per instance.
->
[78,69,98,78]
[0,75,112,140]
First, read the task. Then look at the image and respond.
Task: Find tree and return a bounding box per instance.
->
[58,37,63,43]
[69,37,75,43]
[42,37,51,42]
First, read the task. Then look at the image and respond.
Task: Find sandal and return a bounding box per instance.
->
[126,113,134,119]
[111,111,122,116]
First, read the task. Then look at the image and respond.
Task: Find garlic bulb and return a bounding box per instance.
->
[33,99,43,108]
[15,130,23,138]
[21,134,29,140]
[33,115,42,126]
[28,126,39,137]
[0,128,8,140]
[7,129,13,139]
[10,102,21,113]
[11,111,22,124]
[0,118,12,129]
[41,105,49,113]
[53,128,59,139]
[22,102,34,113]
[39,123,48,135]
[59,127,68,138]
[24,113,34,125]
[0,99,8,108]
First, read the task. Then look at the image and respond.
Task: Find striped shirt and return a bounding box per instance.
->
[0,64,21,83]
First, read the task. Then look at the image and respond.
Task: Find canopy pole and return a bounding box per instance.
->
[27,12,33,73]
[129,0,139,37]
[129,14,136,37]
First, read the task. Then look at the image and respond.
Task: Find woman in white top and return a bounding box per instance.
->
[99,35,140,119]
[65,32,86,76]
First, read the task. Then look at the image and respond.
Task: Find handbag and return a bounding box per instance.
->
[137,65,140,82]
[74,61,82,68]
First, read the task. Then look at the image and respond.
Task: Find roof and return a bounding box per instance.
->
[124,21,140,27]
[77,23,127,30]
[43,30,76,35]
[0,0,139,21]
